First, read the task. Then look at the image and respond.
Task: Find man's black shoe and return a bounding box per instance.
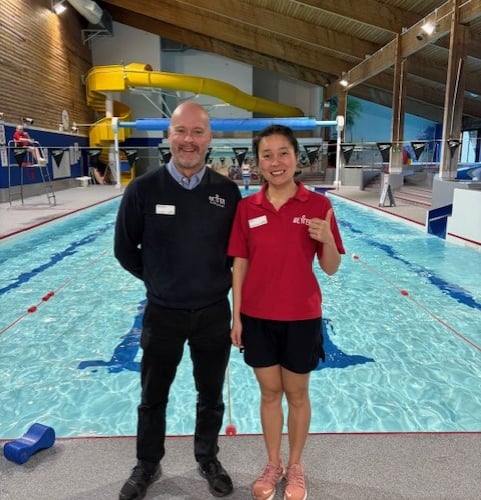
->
[119,461,161,500]
[198,458,233,497]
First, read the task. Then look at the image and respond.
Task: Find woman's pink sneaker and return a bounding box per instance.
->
[252,461,284,500]
[284,463,307,500]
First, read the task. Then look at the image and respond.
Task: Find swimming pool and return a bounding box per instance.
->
[0,190,480,439]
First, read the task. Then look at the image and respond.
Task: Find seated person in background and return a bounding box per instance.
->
[13,125,47,165]
[241,159,252,190]
[90,157,112,184]
[402,147,412,165]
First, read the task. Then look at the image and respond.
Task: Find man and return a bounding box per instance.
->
[13,124,47,165]
[114,101,241,500]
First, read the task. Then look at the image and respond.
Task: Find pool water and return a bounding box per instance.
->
[0,191,480,439]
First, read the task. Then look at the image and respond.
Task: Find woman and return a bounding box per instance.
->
[228,125,345,500]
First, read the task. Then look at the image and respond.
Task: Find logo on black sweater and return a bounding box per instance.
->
[209,194,226,208]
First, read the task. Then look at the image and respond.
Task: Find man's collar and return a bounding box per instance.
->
[166,161,206,189]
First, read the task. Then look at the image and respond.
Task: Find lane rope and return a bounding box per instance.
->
[348,249,481,353]
[0,250,108,338]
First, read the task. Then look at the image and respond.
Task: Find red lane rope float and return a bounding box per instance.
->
[0,290,61,338]
[0,250,108,338]
[42,291,55,301]
[348,249,481,353]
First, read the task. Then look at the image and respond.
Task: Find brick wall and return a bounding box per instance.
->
[0,0,94,130]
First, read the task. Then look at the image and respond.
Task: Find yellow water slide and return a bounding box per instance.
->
[85,62,304,146]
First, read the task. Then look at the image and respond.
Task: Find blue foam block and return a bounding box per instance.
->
[3,423,55,464]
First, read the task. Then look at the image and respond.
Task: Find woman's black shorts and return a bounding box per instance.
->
[240,314,324,374]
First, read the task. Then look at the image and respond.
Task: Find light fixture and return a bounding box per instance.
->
[22,117,34,125]
[52,0,67,15]
[68,0,104,24]
[421,20,437,36]
[339,73,349,88]
[0,112,4,119]
[71,125,79,133]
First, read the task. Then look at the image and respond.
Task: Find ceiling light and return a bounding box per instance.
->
[53,1,67,15]
[421,20,437,36]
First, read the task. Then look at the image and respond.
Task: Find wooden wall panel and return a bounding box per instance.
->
[0,0,94,131]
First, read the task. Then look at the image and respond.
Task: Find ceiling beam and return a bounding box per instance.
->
[172,0,378,60]
[101,0,481,121]
[103,0,349,76]
[350,85,446,124]
[326,0,481,97]
[105,0,464,103]
[295,0,421,33]
[332,57,481,122]
[106,5,332,86]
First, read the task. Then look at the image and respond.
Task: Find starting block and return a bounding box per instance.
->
[3,423,55,464]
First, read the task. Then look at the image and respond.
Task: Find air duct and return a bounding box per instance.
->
[67,0,103,25]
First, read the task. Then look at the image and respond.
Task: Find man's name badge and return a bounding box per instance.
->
[156,204,176,215]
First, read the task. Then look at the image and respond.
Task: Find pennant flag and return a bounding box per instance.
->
[88,149,102,158]
[51,149,67,167]
[340,143,356,165]
[410,141,426,160]
[121,149,138,167]
[376,142,392,163]
[205,147,212,163]
[448,139,461,158]
[158,146,172,164]
[303,144,321,164]
[233,147,249,167]
[88,149,102,168]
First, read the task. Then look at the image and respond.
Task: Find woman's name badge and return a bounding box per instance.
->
[156,204,176,215]
[248,215,268,228]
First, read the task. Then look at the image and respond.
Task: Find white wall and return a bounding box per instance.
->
[446,188,481,248]
[92,22,161,70]
[253,68,319,118]
[164,49,253,119]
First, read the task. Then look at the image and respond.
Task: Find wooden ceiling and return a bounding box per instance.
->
[98,0,481,127]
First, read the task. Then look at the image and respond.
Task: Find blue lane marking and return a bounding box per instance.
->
[316,318,374,370]
[78,310,374,374]
[339,220,481,311]
[0,223,114,297]
[78,299,144,373]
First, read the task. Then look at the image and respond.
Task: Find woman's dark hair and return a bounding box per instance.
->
[252,124,299,161]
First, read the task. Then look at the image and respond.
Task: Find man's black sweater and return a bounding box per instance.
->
[114,166,241,309]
